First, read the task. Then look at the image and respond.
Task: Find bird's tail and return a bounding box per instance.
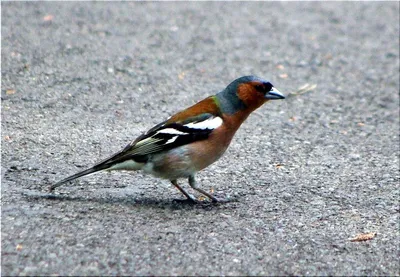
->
[49,163,111,192]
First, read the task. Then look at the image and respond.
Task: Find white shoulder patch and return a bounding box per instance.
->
[185,116,223,130]
[157,128,187,135]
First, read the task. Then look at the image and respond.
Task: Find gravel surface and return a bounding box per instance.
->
[2,2,399,276]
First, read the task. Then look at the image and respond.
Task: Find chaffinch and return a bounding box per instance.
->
[50,76,285,203]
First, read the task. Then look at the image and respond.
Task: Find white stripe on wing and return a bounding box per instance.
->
[184,116,222,130]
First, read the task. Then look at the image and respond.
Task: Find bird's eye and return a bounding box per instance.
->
[255,82,273,94]
[264,82,273,92]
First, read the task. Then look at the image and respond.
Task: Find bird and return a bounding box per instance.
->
[49,76,285,203]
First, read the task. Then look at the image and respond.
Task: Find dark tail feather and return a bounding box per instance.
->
[49,163,111,192]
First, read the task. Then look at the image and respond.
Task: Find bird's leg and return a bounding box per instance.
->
[171,180,197,203]
[188,175,219,203]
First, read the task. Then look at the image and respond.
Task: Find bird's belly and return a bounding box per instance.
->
[142,147,196,180]
[142,141,228,180]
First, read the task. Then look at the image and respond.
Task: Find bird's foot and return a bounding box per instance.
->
[173,194,238,205]
[172,197,201,205]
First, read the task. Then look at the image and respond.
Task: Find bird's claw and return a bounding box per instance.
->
[172,195,236,205]
[211,195,239,204]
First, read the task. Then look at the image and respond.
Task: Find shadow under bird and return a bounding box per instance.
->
[50,76,285,203]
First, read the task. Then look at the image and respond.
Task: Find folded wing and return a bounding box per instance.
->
[95,113,223,166]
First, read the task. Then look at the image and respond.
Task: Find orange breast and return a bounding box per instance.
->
[186,117,238,171]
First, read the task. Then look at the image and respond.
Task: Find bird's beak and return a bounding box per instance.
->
[265,87,285,100]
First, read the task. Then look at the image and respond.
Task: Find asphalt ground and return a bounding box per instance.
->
[1,2,399,276]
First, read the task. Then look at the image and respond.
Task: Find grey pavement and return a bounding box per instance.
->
[1,2,399,276]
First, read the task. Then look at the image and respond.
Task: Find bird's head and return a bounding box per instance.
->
[216,75,285,115]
